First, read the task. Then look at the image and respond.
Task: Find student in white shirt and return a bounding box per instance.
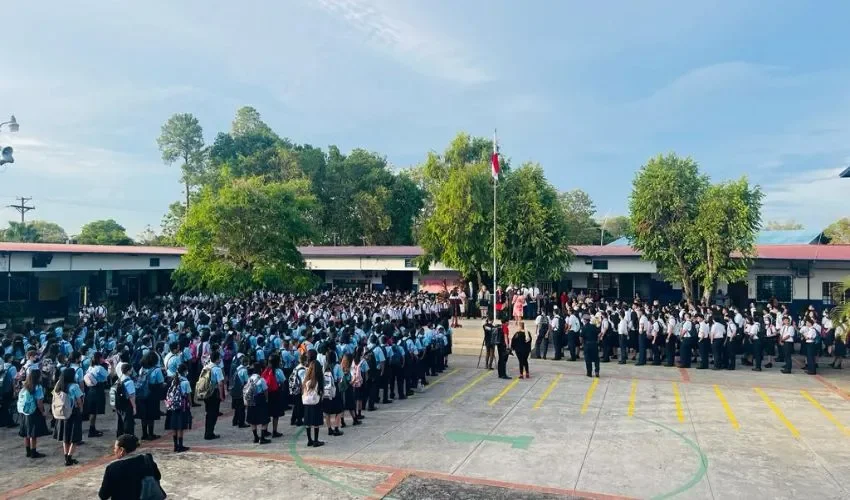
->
[803,318,818,375]
[710,315,726,370]
[679,314,693,368]
[725,315,738,370]
[779,316,795,374]
[617,310,629,365]
[697,315,711,370]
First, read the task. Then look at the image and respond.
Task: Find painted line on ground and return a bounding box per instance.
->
[488,378,520,406]
[533,373,562,410]
[445,370,491,403]
[422,368,460,390]
[371,471,410,499]
[814,375,850,402]
[672,382,685,423]
[801,390,850,436]
[713,384,740,431]
[755,387,800,438]
[580,378,600,414]
[627,379,637,417]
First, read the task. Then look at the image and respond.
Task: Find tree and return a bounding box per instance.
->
[0,221,41,242]
[157,113,206,209]
[231,106,277,138]
[560,189,600,245]
[159,202,186,246]
[828,277,850,328]
[690,178,763,303]
[599,215,630,244]
[629,153,708,303]
[763,220,803,231]
[29,220,68,243]
[174,177,317,293]
[77,219,133,245]
[824,218,850,244]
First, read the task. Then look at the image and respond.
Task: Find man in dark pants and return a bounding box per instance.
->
[636,310,648,366]
[697,315,711,369]
[780,316,795,374]
[600,313,612,362]
[203,351,225,440]
[725,316,737,370]
[380,337,393,404]
[617,310,629,364]
[678,315,693,368]
[751,318,764,371]
[581,315,600,377]
[651,316,663,366]
[532,311,549,359]
[494,320,510,379]
[551,308,563,360]
[710,317,725,371]
[803,318,817,375]
[567,311,581,362]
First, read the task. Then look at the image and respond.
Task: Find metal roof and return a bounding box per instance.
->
[298,246,424,257]
[0,242,186,255]
[610,230,824,247]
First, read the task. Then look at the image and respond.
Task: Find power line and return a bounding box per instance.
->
[7,196,34,223]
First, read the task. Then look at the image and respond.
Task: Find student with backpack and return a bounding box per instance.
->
[0,354,18,428]
[322,350,344,437]
[114,362,137,438]
[230,354,250,428]
[265,354,286,438]
[288,353,307,427]
[83,351,109,437]
[352,347,368,421]
[136,352,165,441]
[340,353,360,426]
[18,369,49,458]
[53,367,84,466]
[197,351,225,440]
[301,359,325,448]
[244,362,271,444]
[163,363,191,453]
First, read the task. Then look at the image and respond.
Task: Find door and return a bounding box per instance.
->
[727,281,748,309]
[127,276,140,305]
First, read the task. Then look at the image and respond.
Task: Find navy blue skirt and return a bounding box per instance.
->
[303,403,323,427]
[19,411,50,438]
[84,384,107,417]
[246,394,270,426]
[164,409,192,431]
[268,390,285,418]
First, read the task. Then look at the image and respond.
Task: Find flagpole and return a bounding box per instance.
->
[493,128,498,325]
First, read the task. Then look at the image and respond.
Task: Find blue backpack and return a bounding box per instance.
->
[390,345,403,367]
[135,369,150,399]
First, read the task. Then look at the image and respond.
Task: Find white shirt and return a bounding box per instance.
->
[748,323,760,339]
[781,325,796,342]
[618,318,628,336]
[682,320,693,338]
[698,322,710,340]
[710,322,725,340]
[726,322,737,339]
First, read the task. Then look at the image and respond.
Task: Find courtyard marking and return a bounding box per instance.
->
[533,373,563,409]
[423,368,460,389]
[672,382,685,422]
[446,370,491,403]
[755,387,800,438]
[713,384,739,430]
[627,379,637,417]
[489,378,520,406]
[445,430,534,449]
[580,377,600,414]
[801,390,850,436]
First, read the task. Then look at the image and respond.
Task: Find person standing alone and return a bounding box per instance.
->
[581,315,601,378]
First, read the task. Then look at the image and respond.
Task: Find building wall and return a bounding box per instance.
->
[305,256,453,272]
[4,252,180,272]
[567,258,657,274]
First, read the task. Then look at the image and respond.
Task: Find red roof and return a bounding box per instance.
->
[747,244,850,261]
[0,242,186,256]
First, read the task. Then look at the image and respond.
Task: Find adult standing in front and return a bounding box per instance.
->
[532,310,550,360]
[482,319,496,369]
[98,434,164,500]
[202,351,226,440]
[581,314,601,378]
[510,322,532,379]
[494,320,510,379]
[567,310,581,362]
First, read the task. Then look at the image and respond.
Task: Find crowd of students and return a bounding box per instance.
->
[0,290,454,463]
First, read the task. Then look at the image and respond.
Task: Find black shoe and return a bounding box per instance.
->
[765,363,773,368]
[272,432,283,438]
[191,403,202,407]
[238,424,250,428]
[753,368,762,371]
[367,406,376,412]
[204,434,221,440]
[382,400,393,404]
[259,438,271,445]
[141,434,152,441]
[88,429,103,438]
[218,412,223,417]
[307,441,315,447]
[618,361,626,365]
[586,374,592,378]
[334,429,344,436]
[30,450,45,459]
[313,441,325,448]
[635,363,646,366]
[399,396,407,400]
[595,372,600,378]
[262,430,271,437]
[177,446,190,453]
[781,369,791,374]
[26,448,31,458]
[341,421,346,428]
[150,434,161,440]
[696,366,706,370]
[353,420,362,426]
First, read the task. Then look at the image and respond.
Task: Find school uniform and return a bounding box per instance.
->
[323,365,344,415]
[54,384,84,444]
[780,325,796,373]
[164,376,193,431]
[84,365,109,417]
[116,375,136,438]
[302,380,323,427]
[231,365,249,426]
[246,374,270,426]
[290,365,306,425]
[834,326,847,359]
[664,318,677,367]
[725,322,737,370]
[136,367,164,423]
[18,385,50,438]
[750,323,763,370]
[618,316,629,364]
[203,362,224,439]
[804,326,818,375]
[268,368,286,419]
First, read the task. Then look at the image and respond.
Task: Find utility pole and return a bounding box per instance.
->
[8,196,35,223]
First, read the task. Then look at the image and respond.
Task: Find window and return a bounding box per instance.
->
[9,275,31,302]
[592,260,608,270]
[403,258,415,269]
[32,254,53,268]
[823,281,849,305]
[756,275,792,303]
[149,258,160,268]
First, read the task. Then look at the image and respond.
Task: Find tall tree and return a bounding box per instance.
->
[560,189,600,245]
[599,215,630,244]
[157,113,206,209]
[690,178,763,302]
[159,202,186,246]
[231,106,277,138]
[629,153,708,303]
[0,221,41,242]
[29,220,68,243]
[762,220,804,231]
[824,217,850,244]
[175,177,317,293]
[77,219,133,245]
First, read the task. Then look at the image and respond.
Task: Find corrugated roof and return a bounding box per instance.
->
[755,230,822,245]
[0,242,186,255]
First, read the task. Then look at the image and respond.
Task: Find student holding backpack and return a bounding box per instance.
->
[244,362,271,444]
[197,351,225,440]
[112,363,137,438]
[18,369,49,458]
[340,353,361,426]
[230,354,250,428]
[136,352,165,441]
[53,367,84,466]
[322,350,344,437]
[264,354,286,438]
[301,359,325,448]
[352,347,368,421]
[163,363,191,453]
[83,351,109,438]
[288,353,307,427]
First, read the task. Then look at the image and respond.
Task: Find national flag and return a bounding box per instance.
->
[491,129,500,179]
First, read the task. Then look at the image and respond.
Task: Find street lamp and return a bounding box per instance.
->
[0,115,19,133]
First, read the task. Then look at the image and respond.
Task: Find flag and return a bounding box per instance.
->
[491,129,500,179]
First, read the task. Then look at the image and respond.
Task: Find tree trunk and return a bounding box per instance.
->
[185,179,191,210]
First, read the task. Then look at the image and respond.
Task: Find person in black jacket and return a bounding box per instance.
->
[98,434,164,500]
[581,315,601,378]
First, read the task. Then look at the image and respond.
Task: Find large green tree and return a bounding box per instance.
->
[29,220,68,243]
[629,153,709,303]
[560,189,600,245]
[157,113,206,208]
[0,221,41,242]
[824,218,850,244]
[599,215,630,244]
[174,176,317,293]
[77,219,133,245]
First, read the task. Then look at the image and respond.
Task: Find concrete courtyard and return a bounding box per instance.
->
[1,354,849,499]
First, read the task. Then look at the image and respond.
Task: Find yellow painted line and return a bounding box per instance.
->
[488,378,520,406]
[627,379,637,417]
[533,373,563,410]
[423,368,460,389]
[580,378,600,414]
[713,384,740,431]
[446,370,491,404]
[801,390,850,436]
[672,382,685,422]
[755,387,800,438]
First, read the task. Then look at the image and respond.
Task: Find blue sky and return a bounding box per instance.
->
[2,0,849,238]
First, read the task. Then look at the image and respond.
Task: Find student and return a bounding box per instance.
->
[230,354,250,428]
[763,315,777,368]
[115,363,137,438]
[780,316,796,374]
[53,367,84,466]
[201,351,226,440]
[245,362,271,444]
[98,434,164,500]
[831,320,846,369]
[483,318,496,368]
[510,322,532,379]
[352,348,368,422]
[18,369,49,458]
[136,352,164,441]
[301,359,325,447]
[266,354,286,438]
[322,350,344,437]
[84,351,109,437]
[340,353,360,426]
[164,363,191,453]
[289,353,307,427]
[803,318,818,375]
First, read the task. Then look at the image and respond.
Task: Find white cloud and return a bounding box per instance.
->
[312,0,491,85]
[761,164,850,230]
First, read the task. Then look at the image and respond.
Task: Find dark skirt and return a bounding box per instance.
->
[268,390,285,419]
[136,395,162,422]
[356,385,368,404]
[84,384,107,417]
[54,410,83,444]
[343,386,356,411]
[322,393,343,415]
[164,409,192,431]
[246,394,270,426]
[835,339,846,358]
[19,411,50,438]
[763,337,777,356]
[303,403,323,427]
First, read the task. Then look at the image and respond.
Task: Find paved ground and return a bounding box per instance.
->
[1,354,849,499]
